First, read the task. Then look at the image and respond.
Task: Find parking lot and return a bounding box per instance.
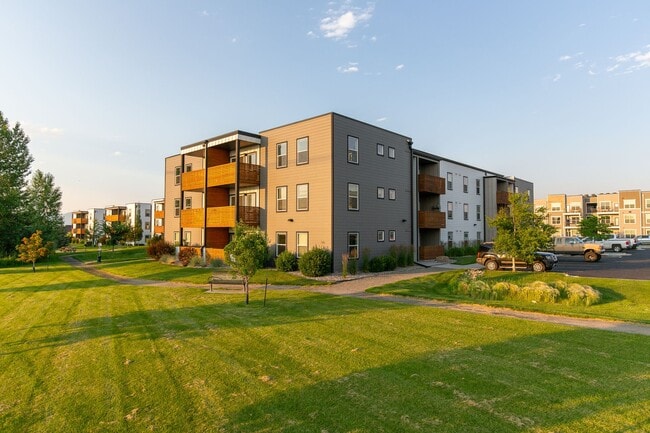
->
[552,245,650,280]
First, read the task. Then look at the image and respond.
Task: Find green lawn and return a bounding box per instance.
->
[368,270,650,324]
[0,262,648,432]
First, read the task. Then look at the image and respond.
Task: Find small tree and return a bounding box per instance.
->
[224,222,268,304]
[489,192,555,271]
[103,221,131,251]
[579,215,612,240]
[16,230,50,272]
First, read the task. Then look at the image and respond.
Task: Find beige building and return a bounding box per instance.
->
[535,190,650,237]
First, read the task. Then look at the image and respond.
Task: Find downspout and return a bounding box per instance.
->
[179,153,185,247]
[203,140,209,259]
[234,138,240,223]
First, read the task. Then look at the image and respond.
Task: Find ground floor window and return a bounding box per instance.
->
[276,232,287,256]
[348,232,359,258]
[183,231,191,246]
[297,232,309,257]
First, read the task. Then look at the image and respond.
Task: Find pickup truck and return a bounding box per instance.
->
[546,236,603,262]
[599,237,631,252]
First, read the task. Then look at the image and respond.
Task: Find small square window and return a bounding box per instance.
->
[377,187,385,199]
[377,143,385,156]
[388,147,395,159]
[388,230,396,242]
[388,189,396,200]
[377,230,385,242]
[185,197,192,209]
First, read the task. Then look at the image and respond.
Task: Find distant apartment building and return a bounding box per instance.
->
[162,112,532,271]
[152,198,165,238]
[535,189,650,238]
[70,204,151,245]
[71,210,88,241]
[125,202,152,245]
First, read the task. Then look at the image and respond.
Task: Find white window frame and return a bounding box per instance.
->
[388,146,395,159]
[377,143,385,156]
[377,187,385,199]
[296,137,309,165]
[388,188,396,200]
[388,230,396,242]
[296,232,309,257]
[347,136,359,164]
[377,230,385,242]
[276,232,287,256]
[276,186,287,212]
[348,232,359,259]
[296,183,309,211]
[348,183,359,211]
[277,142,288,168]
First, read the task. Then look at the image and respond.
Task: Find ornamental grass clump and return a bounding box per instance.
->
[517,281,561,304]
[563,283,602,306]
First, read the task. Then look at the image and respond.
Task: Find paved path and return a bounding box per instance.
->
[60,257,650,336]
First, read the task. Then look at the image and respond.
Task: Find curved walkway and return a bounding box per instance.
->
[60,257,650,336]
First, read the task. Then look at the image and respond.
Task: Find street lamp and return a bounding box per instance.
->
[97,243,102,263]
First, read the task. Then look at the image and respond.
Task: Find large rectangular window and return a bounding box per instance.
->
[297,232,309,257]
[463,203,469,220]
[297,137,309,165]
[296,184,309,211]
[277,142,288,168]
[276,232,287,256]
[463,176,468,193]
[174,198,181,217]
[476,204,481,220]
[624,214,636,224]
[447,201,453,219]
[174,166,181,185]
[476,179,481,195]
[447,172,453,191]
[348,232,359,259]
[276,186,287,212]
[624,199,637,209]
[348,136,359,164]
[348,183,359,210]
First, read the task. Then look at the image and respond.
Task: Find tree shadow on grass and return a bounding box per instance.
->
[220,328,650,433]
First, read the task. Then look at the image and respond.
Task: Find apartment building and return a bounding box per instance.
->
[71,210,88,241]
[535,189,650,237]
[152,198,165,238]
[163,112,532,271]
[125,202,152,245]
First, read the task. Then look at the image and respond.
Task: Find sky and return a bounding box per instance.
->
[2,1,649,213]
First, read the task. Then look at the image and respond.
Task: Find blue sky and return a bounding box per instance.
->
[2,1,649,212]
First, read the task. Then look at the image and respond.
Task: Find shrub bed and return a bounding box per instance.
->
[276,250,298,272]
[298,247,332,277]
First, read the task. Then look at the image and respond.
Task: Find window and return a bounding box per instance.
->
[183,231,191,246]
[174,166,181,185]
[377,230,385,242]
[389,230,396,242]
[276,232,287,256]
[463,203,469,220]
[551,202,561,212]
[185,163,192,172]
[464,231,469,245]
[173,231,180,245]
[624,214,636,224]
[377,143,384,156]
[348,136,359,164]
[145,209,151,217]
[240,152,257,165]
[477,232,482,241]
[348,183,359,210]
[476,205,481,221]
[447,172,453,190]
[377,187,385,199]
[296,184,309,211]
[600,201,611,211]
[174,199,181,217]
[388,189,396,200]
[276,186,287,212]
[348,232,359,259]
[297,137,309,165]
[623,229,636,238]
[388,147,395,159]
[144,222,150,230]
[645,198,650,209]
[297,232,309,257]
[447,201,453,219]
[463,176,468,193]
[476,179,481,195]
[185,197,192,209]
[601,215,611,225]
[447,231,453,248]
[624,199,636,209]
[277,142,287,168]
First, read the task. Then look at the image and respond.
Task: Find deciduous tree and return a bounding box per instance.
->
[16,230,50,272]
[224,222,268,304]
[489,192,555,271]
[578,215,612,240]
[103,221,131,251]
[26,170,66,248]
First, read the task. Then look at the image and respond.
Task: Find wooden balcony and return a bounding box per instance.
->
[154,226,164,234]
[418,174,445,195]
[182,163,260,191]
[419,245,444,260]
[72,228,86,235]
[181,206,260,228]
[72,217,88,224]
[154,210,164,219]
[418,211,446,229]
[496,191,510,205]
[105,214,126,223]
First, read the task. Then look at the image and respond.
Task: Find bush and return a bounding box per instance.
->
[361,248,370,273]
[178,248,197,267]
[210,258,225,268]
[298,247,332,277]
[188,256,206,267]
[369,255,398,272]
[159,254,176,265]
[147,238,175,260]
[390,245,414,267]
[561,283,602,306]
[276,250,298,272]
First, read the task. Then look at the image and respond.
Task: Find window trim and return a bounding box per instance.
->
[276,232,287,256]
[174,166,181,185]
[347,135,359,164]
[185,197,192,209]
[463,176,468,193]
[377,143,385,156]
[348,183,360,211]
[296,183,309,211]
[277,141,288,168]
[377,230,385,242]
[348,232,359,259]
[388,230,396,242]
[377,187,385,199]
[447,172,453,190]
[388,146,395,159]
[276,186,287,212]
[463,203,469,220]
[174,198,181,217]
[447,201,453,219]
[296,231,309,258]
[296,137,309,165]
[388,188,396,200]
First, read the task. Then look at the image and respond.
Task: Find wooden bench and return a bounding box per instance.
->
[208,274,243,291]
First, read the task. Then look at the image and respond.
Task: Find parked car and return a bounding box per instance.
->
[476,242,557,272]
[637,235,650,246]
[599,237,632,252]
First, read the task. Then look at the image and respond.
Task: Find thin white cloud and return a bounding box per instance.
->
[559,55,572,61]
[609,48,650,74]
[395,64,405,71]
[113,151,123,157]
[201,10,209,17]
[337,62,359,73]
[376,117,387,122]
[320,2,374,40]
[552,74,561,82]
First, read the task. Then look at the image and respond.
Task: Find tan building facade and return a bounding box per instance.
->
[535,190,650,237]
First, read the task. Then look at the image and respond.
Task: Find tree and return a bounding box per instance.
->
[0,111,34,256]
[579,215,612,240]
[224,222,268,304]
[489,192,555,271]
[103,221,131,251]
[126,212,144,245]
[26,170,66,248]
[16,230,50,272]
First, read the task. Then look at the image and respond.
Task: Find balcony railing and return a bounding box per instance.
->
[154,226,164,234]
[182,162,261,191]
[72,218,88,224]
[418,211,446,229]
[105,215,126,223]
[419,245,444,260]
[418,174,445,195]
[496,191,510,205]
[181,206,260,228]
[154,210,164,219]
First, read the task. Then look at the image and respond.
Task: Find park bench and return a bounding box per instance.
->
[208,274,243,291]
